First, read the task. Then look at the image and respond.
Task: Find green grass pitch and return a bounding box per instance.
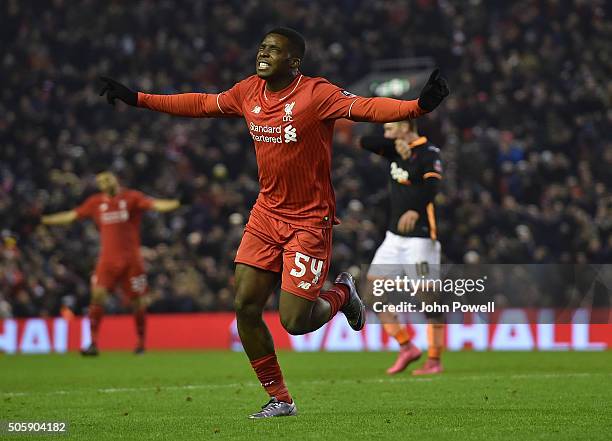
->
[1,351,611,440]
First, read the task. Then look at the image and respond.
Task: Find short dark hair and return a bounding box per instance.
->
[265,27,306,59]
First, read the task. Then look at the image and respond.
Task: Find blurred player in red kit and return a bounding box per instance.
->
[99,27,449,417]
[42,171,180,355]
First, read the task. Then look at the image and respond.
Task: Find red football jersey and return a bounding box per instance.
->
[138,74,425,227]
[74,189,154,261]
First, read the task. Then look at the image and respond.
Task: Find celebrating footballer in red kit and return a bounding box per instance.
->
[99,27,449,418]
[42,171,180,356]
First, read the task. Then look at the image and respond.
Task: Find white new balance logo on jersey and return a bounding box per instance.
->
[284,125,297,143]
[252,105,261,114]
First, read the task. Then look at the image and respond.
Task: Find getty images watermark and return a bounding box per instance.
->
[371,275,493,314]
[363,264,611,324]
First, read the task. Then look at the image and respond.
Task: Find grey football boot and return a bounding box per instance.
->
[248,398,297,419]
[336,272,366,331]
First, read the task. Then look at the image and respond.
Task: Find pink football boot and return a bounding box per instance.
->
[412,358,443,375]
[386,342,422,375]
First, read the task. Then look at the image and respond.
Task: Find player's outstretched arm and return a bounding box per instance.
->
[151,199,180,213]
[99,77,239,118]
[322,69,449,123]
[41,210,78,226]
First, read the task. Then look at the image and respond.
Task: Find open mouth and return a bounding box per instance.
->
[257,61,271,70]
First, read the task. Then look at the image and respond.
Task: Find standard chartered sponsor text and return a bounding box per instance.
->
[250,122,283,143]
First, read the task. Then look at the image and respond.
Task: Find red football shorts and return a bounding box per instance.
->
[235,208,333,301]
[91,258,147,298]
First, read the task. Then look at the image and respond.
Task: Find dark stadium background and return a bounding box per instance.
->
[0,0,609,317]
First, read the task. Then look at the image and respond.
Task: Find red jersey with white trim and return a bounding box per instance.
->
[138,74,426,227]
[74,189,154,261]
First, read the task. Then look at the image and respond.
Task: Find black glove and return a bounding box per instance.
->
[99,77,138,106]
[417,68,450,112]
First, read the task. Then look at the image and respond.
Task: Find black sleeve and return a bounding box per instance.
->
[359,136,397,159]
[406,179,440,210]
[421,147,444,179]
[407,148,443,209]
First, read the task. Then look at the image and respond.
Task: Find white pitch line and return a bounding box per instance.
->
[2,372,609,398]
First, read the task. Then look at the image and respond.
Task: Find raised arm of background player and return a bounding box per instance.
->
[97,69,449,122]
[41,198,181,225]
[360,136,442,234]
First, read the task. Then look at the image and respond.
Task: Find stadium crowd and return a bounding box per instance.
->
[1,0,610,317]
